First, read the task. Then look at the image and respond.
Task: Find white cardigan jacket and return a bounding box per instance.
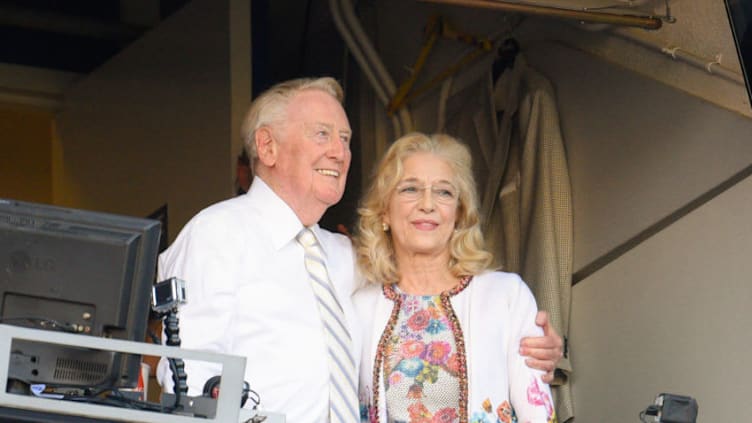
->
[353,271,556,422]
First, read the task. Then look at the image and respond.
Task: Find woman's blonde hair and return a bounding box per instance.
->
[355,132,493,285]
[240,77,344,170]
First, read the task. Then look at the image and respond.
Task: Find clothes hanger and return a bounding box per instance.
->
[492,37,520,82]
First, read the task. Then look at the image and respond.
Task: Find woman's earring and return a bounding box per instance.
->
[382,222,390,232]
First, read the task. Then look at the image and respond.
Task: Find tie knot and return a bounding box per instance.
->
[296,227,318,250]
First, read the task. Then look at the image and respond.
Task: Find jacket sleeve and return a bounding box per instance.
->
[507,276,558,422]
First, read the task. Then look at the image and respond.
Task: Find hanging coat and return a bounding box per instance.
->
[439,52,574,423]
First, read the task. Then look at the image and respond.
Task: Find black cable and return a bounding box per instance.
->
[11,377,113,393]
[60,388,165,413]
[0,316,82,333]
[244,386,261,409]
[16,383,163,413]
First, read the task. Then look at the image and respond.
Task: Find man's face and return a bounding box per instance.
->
[273,89,352,221]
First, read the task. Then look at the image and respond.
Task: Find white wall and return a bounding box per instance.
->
[523,41,752,422]
[54,0,250,238]
[568,176,752,422]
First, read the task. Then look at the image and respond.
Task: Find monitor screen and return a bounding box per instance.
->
[725,0,752,106]
[0,199,161,389]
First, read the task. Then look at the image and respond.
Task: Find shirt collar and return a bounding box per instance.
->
[246,177,328,255]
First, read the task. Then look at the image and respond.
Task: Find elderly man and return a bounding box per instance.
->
[157,77,562,422]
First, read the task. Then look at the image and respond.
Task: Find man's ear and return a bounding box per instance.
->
[255,127,277,167]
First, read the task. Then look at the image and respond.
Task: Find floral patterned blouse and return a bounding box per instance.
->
[356,272,557,423]
[383,287,462,422]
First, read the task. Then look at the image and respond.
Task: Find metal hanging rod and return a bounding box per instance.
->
[417,0,663,30]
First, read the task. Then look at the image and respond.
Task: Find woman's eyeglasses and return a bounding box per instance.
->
[395,182,459,204]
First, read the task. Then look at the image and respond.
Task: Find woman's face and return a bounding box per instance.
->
[384,152,459,261]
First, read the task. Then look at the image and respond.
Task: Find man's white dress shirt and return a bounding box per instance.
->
[156,177,361,422]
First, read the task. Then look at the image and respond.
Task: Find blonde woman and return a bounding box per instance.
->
[354,133,557,423]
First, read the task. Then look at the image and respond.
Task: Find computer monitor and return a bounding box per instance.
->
[0,198,161,389]
[724,0,752,106]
